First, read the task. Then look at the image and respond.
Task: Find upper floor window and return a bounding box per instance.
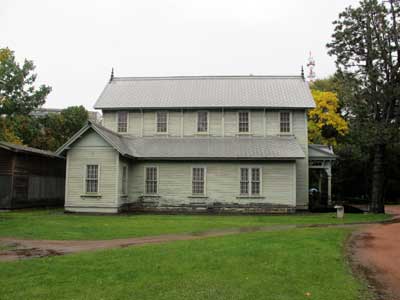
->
[85,164,99,193]
[145,167,158,194]
[156,111,168,133]
[192,167,206,195]
[117,112,128,133]
[238,111,250,133]
[280,112,291,133]
[240,167,261,196]
[197,111,208,133]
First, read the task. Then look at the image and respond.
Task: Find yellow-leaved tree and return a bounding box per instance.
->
[308,90,348,146]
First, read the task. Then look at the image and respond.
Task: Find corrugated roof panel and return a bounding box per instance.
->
[94,76,315,109]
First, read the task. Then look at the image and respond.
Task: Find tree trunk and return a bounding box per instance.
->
[370,144,386,213]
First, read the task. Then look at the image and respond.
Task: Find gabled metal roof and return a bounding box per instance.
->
[94,75,315,110]
[56,121,306,160]
[122,136,305,160]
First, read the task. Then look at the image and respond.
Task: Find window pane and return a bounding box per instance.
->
[86,165,98,193]
[280,112,290,133]
[122,166,128,194]
[251,168,261,195]
[240,168,249,194]
[197,112,208,132]
[117,112,128,132]
[145,167,157,194]
[251,182,260,195]
[157,112,167,132]
[192,167,205,194]
[239,112,249,132]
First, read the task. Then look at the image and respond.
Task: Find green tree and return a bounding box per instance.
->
[327,0,400,213]
[30,106,89,151]
[0,118,22,144]
[60,106,88,141]
[0,47,51,115]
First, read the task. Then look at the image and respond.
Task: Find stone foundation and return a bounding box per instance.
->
[123,200,296,214]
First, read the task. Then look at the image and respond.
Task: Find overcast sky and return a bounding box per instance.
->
[1,0,360,110]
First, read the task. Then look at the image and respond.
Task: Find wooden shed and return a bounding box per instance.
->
[0,141,65,209]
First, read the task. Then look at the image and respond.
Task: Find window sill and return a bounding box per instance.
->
[81,194,102,198]
[278,133,293,136]
[195,132,209,136]
[236,133,253,136]
[142,194,161,198]
[155,132,169,135]
[188,195,208,198]
[236,196,265,199]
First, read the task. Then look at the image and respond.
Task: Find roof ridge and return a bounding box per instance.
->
[111,75,303,81]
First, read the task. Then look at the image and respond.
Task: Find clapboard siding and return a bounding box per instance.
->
[209,111,222,136]
[129,111,142,136]
[183,111,196,136]
[101,109,305,138]
[65,130,118,211]
[292,110,309,208]
[127,161,296,207]
[102,111,117,132]
[223,110,237,136]
[65,108,311,212]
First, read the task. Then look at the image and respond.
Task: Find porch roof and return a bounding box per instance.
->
[308,144,337,160]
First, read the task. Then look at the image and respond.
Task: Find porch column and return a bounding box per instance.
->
[318,171,322,192]
[326,165,332,206]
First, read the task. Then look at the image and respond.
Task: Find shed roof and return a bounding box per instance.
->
[94,75,315,109]
[0,141,64,159]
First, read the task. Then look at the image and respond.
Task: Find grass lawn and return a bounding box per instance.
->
[0,209,388,240]
[0,227,368,300]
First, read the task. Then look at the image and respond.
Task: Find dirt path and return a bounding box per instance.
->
[0,221,377,262]
[348,206,400,300]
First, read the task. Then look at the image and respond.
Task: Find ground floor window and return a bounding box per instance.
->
[122,165,128,195]
[240,167,261,195]
[85,164,99,193]
[192,167,206,195]
[145,167,158,194]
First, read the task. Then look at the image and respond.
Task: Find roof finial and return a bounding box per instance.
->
[301,66,305,80]
[109,68,114,83]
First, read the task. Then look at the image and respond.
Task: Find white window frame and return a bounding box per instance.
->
[279,111,292,134]
[84,164,100,194]
[237,111,251,134]
[196,111,209,134]
[191,166,207,196]
[121,164,128,195]
[239,166,262,196]
[117,111,129,133]
[144,166,159,195]
[155,111,169,134]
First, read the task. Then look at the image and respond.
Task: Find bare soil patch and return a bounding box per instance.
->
[0,213,392,262]
[348,206,400,300]
[0,221,382,262]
